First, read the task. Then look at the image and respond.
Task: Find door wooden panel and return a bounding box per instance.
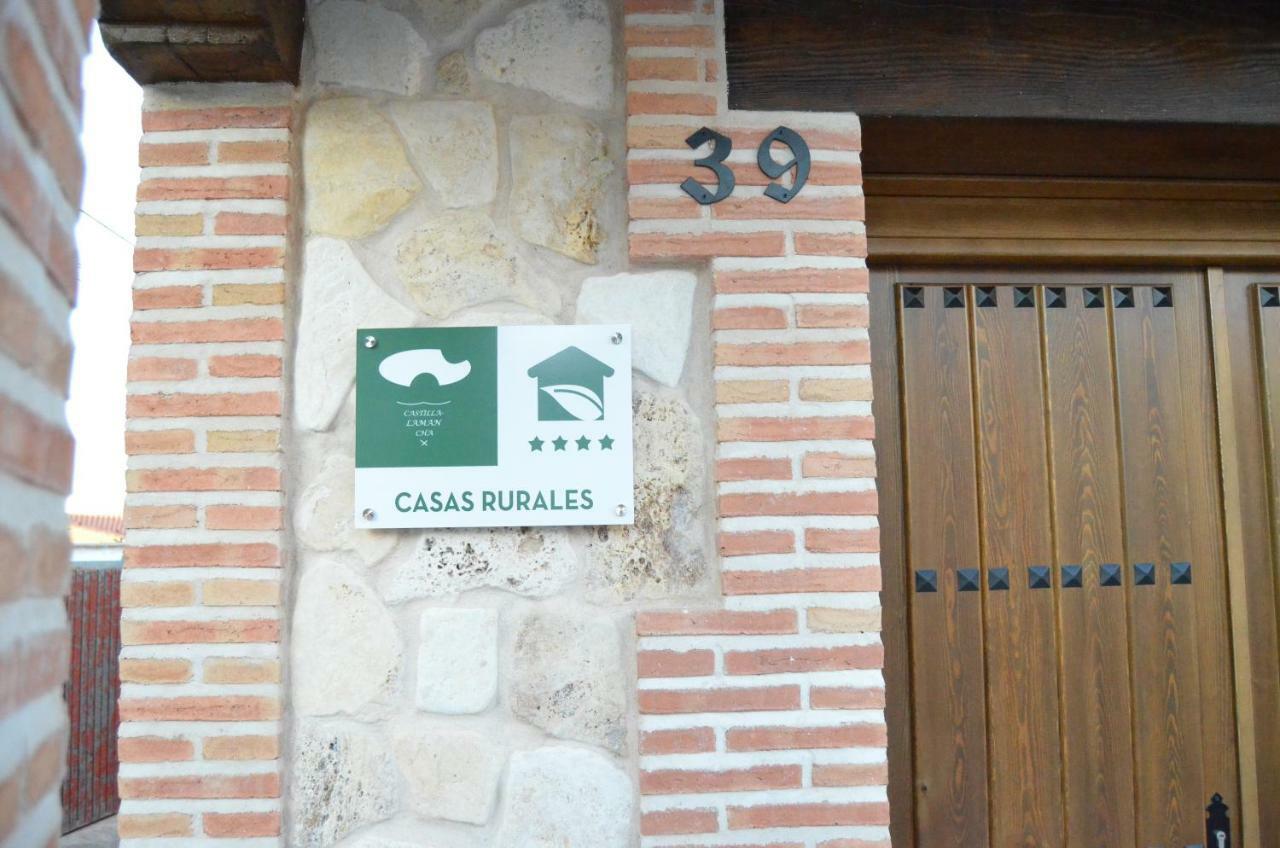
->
[877,270,1242,847]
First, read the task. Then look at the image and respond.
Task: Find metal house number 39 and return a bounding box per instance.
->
[679,125,811,206]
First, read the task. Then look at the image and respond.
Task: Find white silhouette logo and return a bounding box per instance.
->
[379,349,471,388]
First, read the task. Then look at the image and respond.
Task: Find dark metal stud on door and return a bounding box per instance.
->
[902,287,924,309]
[1100,563,1123,586]
[1045,287,1067,308]
[914,569,937,593]
[1013,286,1035,308]
[957,569,980,592]
[1113,286,1135,308]
[943,287,965,308]
[1061,565,1083,588]
[1133,562,1156,585]
[1083,286,1105,308]
[1171,561,1193,585]
[988,568,1010,591]
[1028,566,1052,589]
[1153,286,1174,307]
[975,286,997,307]
[1261,286,1280,308]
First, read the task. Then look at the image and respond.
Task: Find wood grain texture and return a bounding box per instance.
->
[970,291,1064,846]
[726,0,1280,124]
[898,285,989,845]
[1042,290,1136,846]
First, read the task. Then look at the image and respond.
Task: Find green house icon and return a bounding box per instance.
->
[527,346,616,421]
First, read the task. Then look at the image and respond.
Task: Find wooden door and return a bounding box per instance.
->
[873,270,1241,847]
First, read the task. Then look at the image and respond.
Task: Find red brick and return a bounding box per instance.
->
[813,762,890,786]
[0,395,73,492]
[713,195,865,222]
[719,415,873,442]
[127,391,281,418]
[727,801,890,829]
[127,357,197,382]
[719,491,878,518]
[205,505,282,531]
[716,457,792,481]
[722,567,881,595]
[127,466,279,492]
[136,176,288,202]
[718,530,794,557]
[139,142,210,167]
[726,723,887,751]
[208,354,281,378]
[632,231,786,260]
[794,232,868,257]
[805,528,879,553]
[204,811,281,837]
[713,307,788,330]
[118,736,195,762]
[3,22,82,202]
[715,268,869,294]
[122,619,279,646]
[640,727,716,755]
[142,107,291,132]
[795,304,868,328]
[30,1,84,109]
[120,657,193,683]
[117,814,193,838]
[624,24,716,47]
[628,56,700,81]
[641,765,801,795]
[125,504,198,529]
[636,610,797,636]
[725,645,883,675]
[629,196,702,220]
[131,318,284,344]
[134,247,285,272]
[639,686,801,714]
[0,268,72,386]
[641,808,719,836]
[638,649,715,678]
[811,686,887,710]
[124,429,195,455]
[125,542,279,568]
[118,772,280,799]
[628,91,717,117]
[715,342,870,367]
[118,696,280,722]
[214,212,288,236]
[216,140,289,163]
[803,452,877,478]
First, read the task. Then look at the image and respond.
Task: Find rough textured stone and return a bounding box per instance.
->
[496,747,633,848]
[291,722,397,848]
[510,609,626,751]
[389,101,498,208]
[585,392,707,602]
[416,0,486,39]
[508,115,611,264]
[416,608,498,714]
[294,452,398,565]
[293,561,402,715]
[393,727,504,825]
[383,527,577,602]
[435,51,473,94]
[577,271,697,386]
[311,1,428,95]
[295,238,415,432]
[305,99,421,239]
[393,210,558,318]
[475,0,613,110]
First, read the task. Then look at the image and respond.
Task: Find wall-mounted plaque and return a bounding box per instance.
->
[354,325,634,529]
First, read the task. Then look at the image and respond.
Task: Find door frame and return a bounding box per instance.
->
[869,259,1280,845]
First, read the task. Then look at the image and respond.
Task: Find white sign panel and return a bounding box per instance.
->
[354,324,634,529]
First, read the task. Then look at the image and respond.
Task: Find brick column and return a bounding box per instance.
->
[118,87,292,844]
[0,0,93,844]
[626,2,887,845]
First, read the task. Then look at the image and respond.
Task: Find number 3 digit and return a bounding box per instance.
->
[758,126,810,204]
[680,127,735,205]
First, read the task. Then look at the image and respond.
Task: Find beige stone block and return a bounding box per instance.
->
[807,606,881,633]
[798,377,873,402]
[207,429,280,453]
[136,214,203,237]
[212,283,285,306]
[716,379,789,404]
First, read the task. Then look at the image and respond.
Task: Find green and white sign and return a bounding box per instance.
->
[354,325,634,529]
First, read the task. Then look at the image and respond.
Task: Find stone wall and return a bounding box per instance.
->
[0,0,93,844]
[289,0,716,846]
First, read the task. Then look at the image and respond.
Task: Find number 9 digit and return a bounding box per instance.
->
[758,126,810,203]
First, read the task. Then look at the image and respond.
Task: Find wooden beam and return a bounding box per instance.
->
[99,0,304,84]
[726,0,1280,125]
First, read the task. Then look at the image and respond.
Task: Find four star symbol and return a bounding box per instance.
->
[530,435,615,453]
